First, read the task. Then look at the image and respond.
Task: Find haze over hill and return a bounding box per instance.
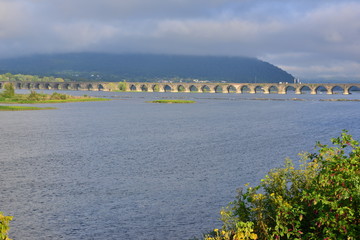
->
[0,53,293,83]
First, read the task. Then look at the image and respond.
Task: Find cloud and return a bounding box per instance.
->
[0,0,359,81]
[0,1,32,39]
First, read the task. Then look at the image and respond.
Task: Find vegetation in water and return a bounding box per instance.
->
[0,212,12,240]
[319,98,360,102]
[0,84,109,104]
[0,106,56,111]
[147,99,196,104]
[200,131,359,240]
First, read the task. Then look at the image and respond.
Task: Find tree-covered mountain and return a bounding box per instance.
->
[0,53,294,83]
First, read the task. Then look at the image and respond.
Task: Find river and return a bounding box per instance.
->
[1,90,359,240]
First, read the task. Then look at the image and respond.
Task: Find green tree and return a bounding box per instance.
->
[1,83,15,98]
[118,81,127,91]
[204,131,359,240]
[0,212,12,240]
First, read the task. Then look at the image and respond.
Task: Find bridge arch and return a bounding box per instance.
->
[97,84,104,91]
[240,85,250,93]
[285,86,296,94]
[214,85,223,93]
[269,86,278,94]
[227,85,236,93]
[53,83,60,90]
[62,83,70,90]
[73,83,80,90]
[24,82,32,89]
[150,84,159,92]
[163,85,172,92]
[315,85,327,94]
[255,86,264,94]
[129,84,137,91]
[86,84,93,91]
[330,86,344,94]
[348,86,360,94]
[33,83,40,89]
[140,84,148,92]
[45,83,51,90]
[300,86,311,94]
[201,85,211,93]
[177,85,186,92]
[189,85,198,92]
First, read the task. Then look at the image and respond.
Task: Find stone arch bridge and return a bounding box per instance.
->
[1,81,359,95]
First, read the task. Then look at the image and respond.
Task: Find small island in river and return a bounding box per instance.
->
[0,83,109,110]
[0,106,56,111]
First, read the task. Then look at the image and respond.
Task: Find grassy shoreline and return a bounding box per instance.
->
[0,106,56,111]
[0,91,110,104]
[0,97,110,104]
[0,89,110,110]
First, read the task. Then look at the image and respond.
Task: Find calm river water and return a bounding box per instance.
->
[1,90,360,240]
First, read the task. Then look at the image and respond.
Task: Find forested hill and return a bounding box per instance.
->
[0,53,294,83]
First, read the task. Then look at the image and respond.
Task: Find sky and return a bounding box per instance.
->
[0,0,359,82]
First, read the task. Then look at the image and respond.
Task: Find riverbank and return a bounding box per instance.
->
[0,106,56,111]
[0,91,110,104]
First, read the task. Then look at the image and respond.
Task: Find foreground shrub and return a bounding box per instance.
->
[204,131,359,240]
[27,91,45,101]
[0,212,12,240]
[50,92,67,100]
[0,83,15,98]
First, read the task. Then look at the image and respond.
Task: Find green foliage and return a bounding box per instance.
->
[0,73,64,82]
[204,222,258,240]
[50,92,67,100]
[1,83,15,98]
[302,132,360,239]
[0,106,56,111]
[27,91,45,101]
[208,131,359,240]
[0,91,109,104]
[118,81,127,91]
[27,91,67,101]
[0,212,12,240]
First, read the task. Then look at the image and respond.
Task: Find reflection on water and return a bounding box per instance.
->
[1,91,360,240]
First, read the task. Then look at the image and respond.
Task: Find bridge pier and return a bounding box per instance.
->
[326,89,333,95]
[249,86,256,94]
[263,87,270,94]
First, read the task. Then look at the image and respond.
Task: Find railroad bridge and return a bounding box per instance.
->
[1,81,359,95]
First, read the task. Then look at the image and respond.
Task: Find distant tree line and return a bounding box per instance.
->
[0,73,65,82]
